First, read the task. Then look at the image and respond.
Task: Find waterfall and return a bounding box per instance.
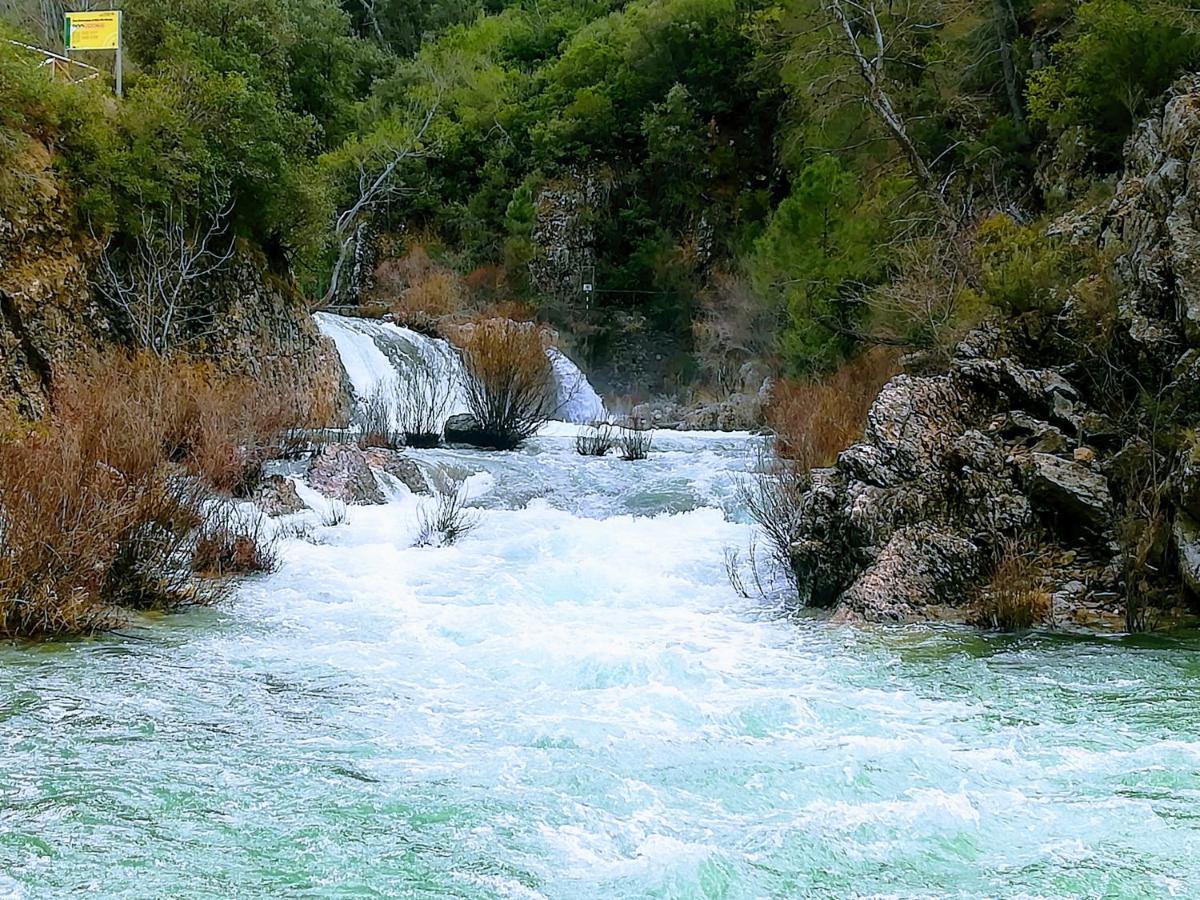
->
[314,312,606,427]
[547,347,606,423]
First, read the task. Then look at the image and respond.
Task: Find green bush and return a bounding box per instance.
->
[1028,0,1200,167]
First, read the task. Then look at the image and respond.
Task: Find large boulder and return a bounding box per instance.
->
[443,413,495,448]
[1023,453,1113,534]
[835,528,983,622]
[306,443,384,505]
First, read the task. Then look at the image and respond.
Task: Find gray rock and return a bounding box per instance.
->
[362,447,431,495]
[254,475,308,517]
[306,443,385,505]
[1024,452,1113,533]
[1177,449,1200,520]
[629,399,685,430]
[443,413,493,447]
[679,392,761,431]
[836,528,983,622]
[1174,512,1200,596]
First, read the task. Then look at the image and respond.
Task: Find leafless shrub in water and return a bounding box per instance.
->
[575,421,616,457]
[413,482,479,547]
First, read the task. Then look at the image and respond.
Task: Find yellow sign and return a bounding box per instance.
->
[64,11,121,51]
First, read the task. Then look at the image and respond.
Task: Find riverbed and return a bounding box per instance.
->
[2,428,1199,898]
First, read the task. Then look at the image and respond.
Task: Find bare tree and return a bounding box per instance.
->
[322,103,439,308]
[92,189,235,356]
[820,0,961,236]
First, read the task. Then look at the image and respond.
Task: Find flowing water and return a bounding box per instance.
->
[314,313,606,427]
[2,425,1200,898]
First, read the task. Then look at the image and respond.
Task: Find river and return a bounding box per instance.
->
[2,425,1199,897]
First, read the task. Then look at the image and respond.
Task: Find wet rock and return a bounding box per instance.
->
[443,414,494,447]
[362,447,431,495]
[306,443,384,505]
[254,475,308,517]
[1024,453,1113,533]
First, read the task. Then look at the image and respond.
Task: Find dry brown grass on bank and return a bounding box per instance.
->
[972,539,1052,630]
[0,354,301,640]
[766,349,899,470]
[458,318,556,450]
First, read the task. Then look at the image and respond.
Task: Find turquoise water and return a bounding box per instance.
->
[2,430,1199,898]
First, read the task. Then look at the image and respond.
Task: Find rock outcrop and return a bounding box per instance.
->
[786,76,1200,624]
[0,141,350,426]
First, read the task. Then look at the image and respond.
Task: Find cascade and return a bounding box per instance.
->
[314,312,606,427]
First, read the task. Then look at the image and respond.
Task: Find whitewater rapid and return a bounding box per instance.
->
[1,428,1199,897]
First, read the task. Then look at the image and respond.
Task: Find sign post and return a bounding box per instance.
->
[63,10,122,97]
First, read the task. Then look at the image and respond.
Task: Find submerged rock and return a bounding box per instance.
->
[306,443,385,505]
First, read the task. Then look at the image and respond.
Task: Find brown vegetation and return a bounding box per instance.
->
[766,348,899,470]
[458,319,555,450]
[972,539,1052,630]
[0,353,300,640]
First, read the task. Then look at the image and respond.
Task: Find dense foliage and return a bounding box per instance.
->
[2,0,1198,377]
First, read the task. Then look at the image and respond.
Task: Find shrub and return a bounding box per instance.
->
[972,539,1051,630]
[355,384,399,450]
[0,353,299,639]
[192,506,279,577]
[370,246,467,332]
[737,452,811,596]
[766,348,898,469]
[321,501,349,527]
[617,423,654,461]
[413,483,478,547]
[576,421,616,456]
[396,363,454,447]
[458,318,556,450]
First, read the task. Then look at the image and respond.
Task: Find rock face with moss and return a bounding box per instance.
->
[789,77,1200,625]
[0,143,349,423]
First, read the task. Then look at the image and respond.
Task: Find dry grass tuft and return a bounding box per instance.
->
[575,421,616,456]
[617,423,654,461]
[413,482,478,547]
[972,538,1051,630]
[766,348,899,470]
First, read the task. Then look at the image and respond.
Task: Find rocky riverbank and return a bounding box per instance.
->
[784,76,1200,627]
